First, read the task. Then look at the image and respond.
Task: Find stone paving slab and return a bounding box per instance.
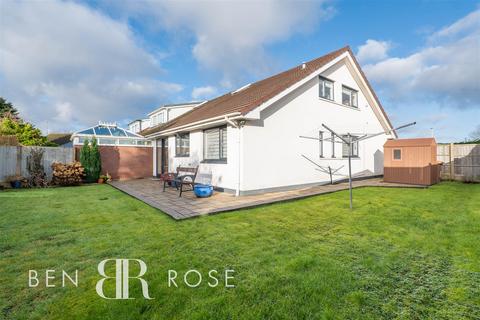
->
[109,178,425,220]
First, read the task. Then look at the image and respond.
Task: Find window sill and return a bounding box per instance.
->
[175,155,190,158]
[318,97,361,111]
[201,159,227,164]
[319,96,334,102]
[341,103,358,109]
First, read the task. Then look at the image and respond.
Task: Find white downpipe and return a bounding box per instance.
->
[236,125,243,197]
[224,116,242,196]
[152,139,157,176]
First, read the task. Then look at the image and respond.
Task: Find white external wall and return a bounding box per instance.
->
[141,119,151,130]
[240,61,391,192]
[167,126,240,191]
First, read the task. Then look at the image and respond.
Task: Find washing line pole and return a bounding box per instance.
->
[300,122,416,210]
[321,124,353,209]
[347,134,353,209]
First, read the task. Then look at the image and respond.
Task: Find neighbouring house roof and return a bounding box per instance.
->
[147,101,202,117]
[144,46,394,137]
[139,121,171,136]
[384,138,437,147]
[46,133,72,145]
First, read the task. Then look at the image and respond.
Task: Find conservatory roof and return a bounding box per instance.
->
[73,122,143,138]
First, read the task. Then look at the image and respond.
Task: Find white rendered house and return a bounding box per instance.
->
[128,118,150,134]
[144,46,396,195]
[128,102,202,133]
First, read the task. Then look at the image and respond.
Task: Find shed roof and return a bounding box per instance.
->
[384,138,436,147]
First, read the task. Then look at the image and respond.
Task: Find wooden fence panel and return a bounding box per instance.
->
[0,146,19,182]
[437,144,480,182]
[0,146,74,182]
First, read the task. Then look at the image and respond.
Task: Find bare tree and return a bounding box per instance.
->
[468,125,480,142]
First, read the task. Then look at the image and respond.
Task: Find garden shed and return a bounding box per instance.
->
[71,122,152,180]
[383,138,441,186]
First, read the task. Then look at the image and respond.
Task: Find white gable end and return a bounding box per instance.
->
[240,58,390,192]
[245,52,394,136]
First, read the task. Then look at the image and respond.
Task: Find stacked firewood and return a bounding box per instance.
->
[51,161,85,186]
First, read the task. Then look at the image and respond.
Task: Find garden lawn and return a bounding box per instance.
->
[0,182,479,319]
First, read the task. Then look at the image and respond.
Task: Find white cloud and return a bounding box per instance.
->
[0,0,182,132]
[111,0,334,88]
[191,86,217,100]
[356,39,391,63]
[430,9,480,40]
[362,9,480,108]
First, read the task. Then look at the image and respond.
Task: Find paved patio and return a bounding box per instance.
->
[109,177,425,220]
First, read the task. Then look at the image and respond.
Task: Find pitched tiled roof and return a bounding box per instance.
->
[144,46,393,136]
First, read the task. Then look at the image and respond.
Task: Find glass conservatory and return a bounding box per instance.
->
[71,122,151,147]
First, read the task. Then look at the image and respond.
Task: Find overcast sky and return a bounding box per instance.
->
[0,0,479,142]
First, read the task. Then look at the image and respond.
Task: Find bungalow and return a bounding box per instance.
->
[142,46,396,195]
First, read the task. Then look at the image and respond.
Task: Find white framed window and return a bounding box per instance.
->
[98,138,117,145]
[158,112,165,124]
[342,135,359,157]
[342,86,358,107]
[119,139,136,145]
[393,149,402,160]
[175,133,190,157]
[151,112,165,126]
[204,126,227,162]
[319,77,334,100]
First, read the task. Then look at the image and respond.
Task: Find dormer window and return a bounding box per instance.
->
[342,85,358,108]
[151,112,165,126]
[319,77,334,100]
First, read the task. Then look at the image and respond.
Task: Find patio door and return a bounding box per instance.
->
[161,138,168,174]
[156,139,162,176]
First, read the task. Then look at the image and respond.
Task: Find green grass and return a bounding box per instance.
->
[0,182,479,319]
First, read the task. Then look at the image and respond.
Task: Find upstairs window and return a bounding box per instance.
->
[342,135,359,157]
[151,112,165,126]
[342,86,358,108]
[204,126,227,162]
[175,133,190,157]
[158,112,165,124]
[319,77,334,100]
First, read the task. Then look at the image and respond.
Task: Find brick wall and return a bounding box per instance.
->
[75,146,152,180]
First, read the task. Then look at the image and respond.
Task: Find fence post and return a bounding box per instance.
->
[449,143,454,180]
[15,146,22,176]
